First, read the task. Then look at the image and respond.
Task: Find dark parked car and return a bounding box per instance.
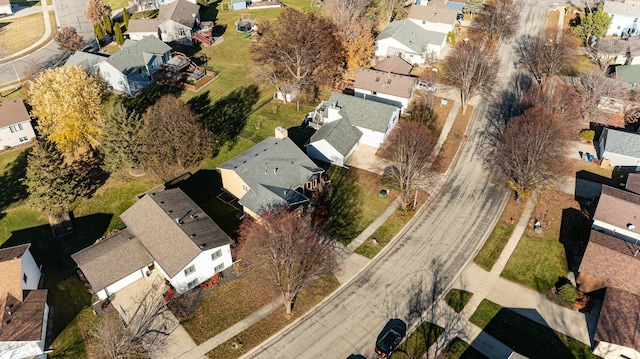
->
[374,325,404,357]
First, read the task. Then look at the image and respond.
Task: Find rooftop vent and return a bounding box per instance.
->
[629,224,636,231]
[274,168,279,174]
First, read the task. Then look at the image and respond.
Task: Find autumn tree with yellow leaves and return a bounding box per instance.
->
[323,0,375,68]
[28,66,105,155]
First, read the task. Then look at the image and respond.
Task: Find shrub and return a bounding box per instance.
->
[557,284,578,303]
[579,129,595,142]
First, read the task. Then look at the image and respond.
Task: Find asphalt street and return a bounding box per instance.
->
[243,0,554,358]
[0,0,93,85]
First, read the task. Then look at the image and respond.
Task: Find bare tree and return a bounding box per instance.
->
[568,69,630,122]
[377,0,406,24]
[470,0,520,42]
[322,0,371,33]
[489,105,569,200]
[54,27,86,53]
[380,121,437,210]
[237,209,337,315]
[138,95,214,179]
[89,291,174,358]
[587,37,626,70]
[442,41,499,113]
[84,0,111,25]
[515,30,576,85]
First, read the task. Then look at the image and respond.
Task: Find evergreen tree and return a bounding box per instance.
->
[123,8,130,29]
[22,140,79,213]
[100,103,142,173]
[94,23,105,43]
[572,3,612,45]
[103,13,113,35]
[114,22,124,45]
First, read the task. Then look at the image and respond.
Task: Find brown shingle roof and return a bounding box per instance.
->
[596,287,640,350]
[159,0,199,27]
[373,57,413,75]
[0,99,30,129]
[0,289,48,342]
[627,173,640,195]
[408,1,457,24]
[121,188,230,278]
[594,185,640,231]
[71,229,154,292]
[578,230,640,295]
[354,68,416,98]
[0,244,29,305]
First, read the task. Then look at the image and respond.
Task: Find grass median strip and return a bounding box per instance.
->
[473,198,522,271]
[430,105,473,173]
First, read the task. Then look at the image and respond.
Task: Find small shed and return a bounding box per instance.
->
[232,0,247,10]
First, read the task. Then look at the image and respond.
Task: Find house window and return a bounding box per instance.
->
[138,68,143,74]
[178,28,186,36]
[23,273,27,284]
[9,124,23,133]
[187,279,198,289]
[19,136,28,142]
[242,184,249,191]
[184,264,196,276]
[211,249,222,261]
[306,181,312,190]
[313,178,317,187]
[214,263,224,273]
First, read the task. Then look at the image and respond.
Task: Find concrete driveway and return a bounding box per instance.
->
[110,269,202,359]
[345,144,389,175]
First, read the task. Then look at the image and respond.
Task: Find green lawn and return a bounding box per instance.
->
[469,299,598,359]
[104,0,128,10]
[390,322,443,359]
[355,209,407,258]
[442,338,487,359]
[444,289,472,313]
[500,233,569,294]
[473,222,515,272]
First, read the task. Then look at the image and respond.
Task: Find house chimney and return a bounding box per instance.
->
[275,126,288,139]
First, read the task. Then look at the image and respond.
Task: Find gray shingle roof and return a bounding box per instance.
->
[601,128,640,159]
[159,0,199,27]
[616,64,640,86]
[327,92,398,133]
[127,18,161,33]
[604,0,640,17]
[71,229,153,292]
[64,51,108,69]
[218,137,324,215]
[0,99,30,129]
[374,56,413,75]
[309,117,362,156]
[408,1,457,24]
[106,36,171,74]
[121,188,231,278]
[376,19,447,55]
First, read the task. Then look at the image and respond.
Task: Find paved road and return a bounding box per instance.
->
[0,0,93,85]
[243,1,554,358]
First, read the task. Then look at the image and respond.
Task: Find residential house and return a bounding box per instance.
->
[576,185,640,358]
[375,19,447,63]
[128,0,201,45]
[445,0,467,12]
[66,36,172,96]
[0,244,49,359]
[354,68,417,111]
[598,128,640,170]
[407,0,458,34]
[0,99,36,149]
[604,0,640,37]
[0,0,12,15]
[305,92,400,166]
[373,56,414,75]
[72,188,233,299]
[218,131,325,219]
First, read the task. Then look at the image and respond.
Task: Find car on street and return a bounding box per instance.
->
[374,325,405,357]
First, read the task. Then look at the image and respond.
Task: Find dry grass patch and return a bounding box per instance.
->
[430,105,473,173]
[431,97,454,135]
[205,274,340,359]
[181,270,279,344]
[547,9,560,34]
[0,13,45,54]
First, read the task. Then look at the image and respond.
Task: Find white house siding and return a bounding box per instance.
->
[166,245,232,294]
[0,4,11,14]
[0,341,45,359]
[606,14,640,37]
[159,21,193,45]
[306,140,347,167]
[128,31,159,41]
[356,127,386,148]
[97,62,130,95]
[600,151,640,169]
[408,19,454,34]
[0,121,35,149]
[98,268,146,300]
[353,90,410,111]
[375,38,426,64]
[385,113,400,137]
[592,219,640,244]
[21,249,41,291]
[594,341,640,359]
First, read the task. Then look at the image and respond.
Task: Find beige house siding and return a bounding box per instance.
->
[219,169,249,201]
